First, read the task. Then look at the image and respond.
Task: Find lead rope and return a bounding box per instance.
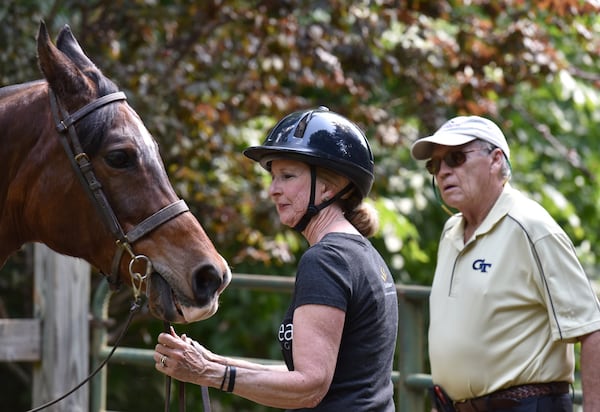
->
[163,321,176,412]
[164,322,172,412]
[26,296,145,412]
[27,296,210,412]
[163,321,211,412]
[25,273,210,411]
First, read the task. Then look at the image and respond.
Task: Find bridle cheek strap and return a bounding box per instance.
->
[49,90,129,243]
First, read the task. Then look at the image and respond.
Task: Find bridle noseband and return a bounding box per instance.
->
[48,89,188,294]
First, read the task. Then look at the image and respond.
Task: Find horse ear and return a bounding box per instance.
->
[37,21,95,104]
[55,24,99,74]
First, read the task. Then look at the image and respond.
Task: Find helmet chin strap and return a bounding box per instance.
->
[293,165,354,232]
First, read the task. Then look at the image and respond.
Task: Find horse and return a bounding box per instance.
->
[0,22,231,324]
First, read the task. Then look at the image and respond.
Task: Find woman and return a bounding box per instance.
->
[154,107,398,411]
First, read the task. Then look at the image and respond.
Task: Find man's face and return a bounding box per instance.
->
[429,142,494,211]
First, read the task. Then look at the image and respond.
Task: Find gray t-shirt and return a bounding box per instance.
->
[278,233,398,411]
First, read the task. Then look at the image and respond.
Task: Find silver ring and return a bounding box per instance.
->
[160,355,167,367]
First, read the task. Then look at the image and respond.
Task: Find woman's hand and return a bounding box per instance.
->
[154,327,221,386]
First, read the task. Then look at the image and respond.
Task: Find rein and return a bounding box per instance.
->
[164,321,186,412]
[26,89,212,412]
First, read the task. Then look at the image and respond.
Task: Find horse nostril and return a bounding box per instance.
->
[192,264,222,306]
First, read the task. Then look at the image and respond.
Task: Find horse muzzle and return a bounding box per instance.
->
[147,258,231,323]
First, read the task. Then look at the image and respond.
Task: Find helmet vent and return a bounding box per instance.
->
[293,112,311,138]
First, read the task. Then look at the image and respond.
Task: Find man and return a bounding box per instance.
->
[410,115,600,411]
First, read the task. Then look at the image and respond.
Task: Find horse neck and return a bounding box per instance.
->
[0,81,53,263]
[1,80,50,185]
[0,80,49,167]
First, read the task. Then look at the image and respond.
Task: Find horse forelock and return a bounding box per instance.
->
[74,103,116,156]
[71,73,121,155]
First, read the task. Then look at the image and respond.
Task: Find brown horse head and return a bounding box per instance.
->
[0,22,230,323]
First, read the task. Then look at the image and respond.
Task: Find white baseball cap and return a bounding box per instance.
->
[410,116,510,160]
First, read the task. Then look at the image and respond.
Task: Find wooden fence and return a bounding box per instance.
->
[0,244,90,411]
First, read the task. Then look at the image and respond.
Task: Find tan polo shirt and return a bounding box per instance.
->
[428,185,600,401]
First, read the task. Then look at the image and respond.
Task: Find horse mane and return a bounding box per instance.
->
[0,80,46,98]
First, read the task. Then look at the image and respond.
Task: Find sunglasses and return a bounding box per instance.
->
[425,148,491,175]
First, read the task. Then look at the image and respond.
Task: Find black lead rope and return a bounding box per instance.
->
[163,322,211,412]
[26,297,145,412]
[26,299,210,412]
[163,321,178,412]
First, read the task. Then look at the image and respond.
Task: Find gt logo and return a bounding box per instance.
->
[472,259,492,273]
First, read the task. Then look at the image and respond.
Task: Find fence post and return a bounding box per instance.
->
[90,280,111,412]
[32,244,90,412]
[397,286,429,411]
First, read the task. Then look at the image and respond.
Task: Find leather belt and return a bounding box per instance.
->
[454,382,570,412]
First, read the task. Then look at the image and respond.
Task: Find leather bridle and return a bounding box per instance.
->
[28,89,212,412]
[48,89,189,292]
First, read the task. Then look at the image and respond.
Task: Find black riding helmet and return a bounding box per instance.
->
[243,107,374,231]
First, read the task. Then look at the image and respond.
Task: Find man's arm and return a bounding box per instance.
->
[580,330,600,410]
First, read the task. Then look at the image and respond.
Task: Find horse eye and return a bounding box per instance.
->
[105,150,135,169]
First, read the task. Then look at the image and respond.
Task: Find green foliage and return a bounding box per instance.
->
[2,0,600,410]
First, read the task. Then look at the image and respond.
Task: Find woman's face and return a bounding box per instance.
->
[268,159,316,228]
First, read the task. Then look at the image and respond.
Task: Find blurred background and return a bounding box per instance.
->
[1,0,599,410]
